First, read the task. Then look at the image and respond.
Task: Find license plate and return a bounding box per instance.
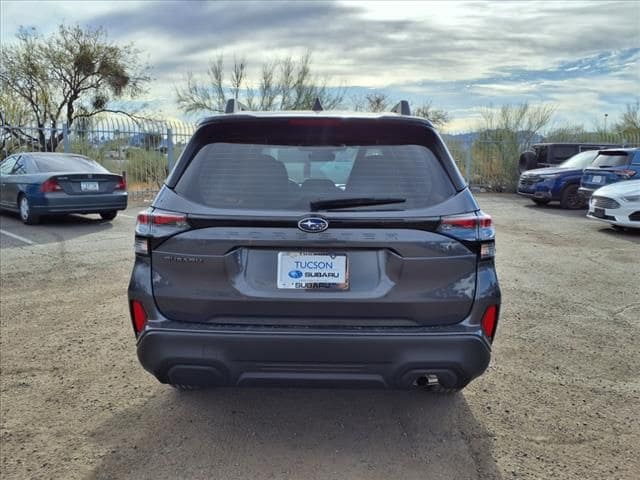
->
[591,175,604,184]
[80,181,99,192]
[593,207,606,218]
[277,252,348,289]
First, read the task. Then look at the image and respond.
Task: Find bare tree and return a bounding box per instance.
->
[413,101,450,128]
[175,52,344,114]
[0,24,150,152]
[615,99,640,138]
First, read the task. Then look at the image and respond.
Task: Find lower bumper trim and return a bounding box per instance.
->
[137,327,491,389]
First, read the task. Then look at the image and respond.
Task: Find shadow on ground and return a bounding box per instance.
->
[0,211,114,247]
[88,388,501,480]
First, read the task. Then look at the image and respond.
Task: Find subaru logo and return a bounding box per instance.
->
[298,217,329,233]
[288,270,303,279]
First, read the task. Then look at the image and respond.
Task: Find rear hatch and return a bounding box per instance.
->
[144,117,491,328]
[582,151,638,189]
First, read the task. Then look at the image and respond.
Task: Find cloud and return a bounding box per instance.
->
[2,0,638,129]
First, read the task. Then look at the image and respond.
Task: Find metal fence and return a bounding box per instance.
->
[1,115,195,199]
[2,115,639,196]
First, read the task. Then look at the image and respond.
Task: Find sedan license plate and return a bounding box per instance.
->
[593,207,606,218]
[591,175,604,184]
[80,181,99,192]
[277,252,348,290]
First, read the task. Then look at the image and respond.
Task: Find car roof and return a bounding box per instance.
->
[19,152,91,159]
[198,110,434,127]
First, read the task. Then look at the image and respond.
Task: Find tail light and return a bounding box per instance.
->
[40,178,62,193]
[135,208,189,255]
[438,212,495,259]
[115,177,127,190]
[130,300,148,335]
[481,305,499,340]
[614,170,637,179]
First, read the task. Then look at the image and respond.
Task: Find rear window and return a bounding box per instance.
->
[175,141,456,211]
[591,152,631,168]
[32,155,108,173]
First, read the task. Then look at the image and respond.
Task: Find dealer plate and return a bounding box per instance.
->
[277,252,348,290]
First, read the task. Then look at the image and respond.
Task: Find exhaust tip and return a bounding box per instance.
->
[414,374,439,388]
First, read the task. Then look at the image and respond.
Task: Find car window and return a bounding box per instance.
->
[631,152,640,165]
[560,150,598,169]
[592,152,631,168]
[552,145,578,161]
[31,155,108,173]
[11,158,28,175]
[176,142,456,211]
[0,157,18,175]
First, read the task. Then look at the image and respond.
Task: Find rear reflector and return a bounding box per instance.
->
[481,305,498,340]
[131,300,148,334]
[40,178,62,193]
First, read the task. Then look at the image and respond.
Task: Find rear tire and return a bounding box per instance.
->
[532,198,550,206]
[560,184,584,209]
[18,195,39,225]
[100,210,118,221]
[519,151,537,173]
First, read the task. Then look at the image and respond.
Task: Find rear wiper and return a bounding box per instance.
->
[310,197,406,211]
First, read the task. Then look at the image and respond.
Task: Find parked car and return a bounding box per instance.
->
[579,148,640,200]
[128,100,501,393]
[519,142,619,173]
[517,149,600,209]
[586,179,640,230]
[0,152,127,224]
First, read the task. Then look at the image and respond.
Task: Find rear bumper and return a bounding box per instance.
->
[31,192,128,214]
[136,324,492,389]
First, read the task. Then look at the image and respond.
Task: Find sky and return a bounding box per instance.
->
[1,0,639,132]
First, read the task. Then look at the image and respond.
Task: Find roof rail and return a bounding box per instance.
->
[225,98,249,114]
[391,100,411,115]
[312,97,324,112]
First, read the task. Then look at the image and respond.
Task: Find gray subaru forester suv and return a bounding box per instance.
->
[128,100,501,392]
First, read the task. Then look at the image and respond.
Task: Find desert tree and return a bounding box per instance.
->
[0,24,150,152]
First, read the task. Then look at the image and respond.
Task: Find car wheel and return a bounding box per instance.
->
[18,195,40,225]
[100,211,118,221]
[560,184,584,209]
[532,198,550,206]
[519,151,537,173]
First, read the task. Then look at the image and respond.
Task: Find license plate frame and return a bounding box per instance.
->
[593,207,606,218]
[277,252,349,290]
[591,175,604,184]
[80,181,100,192]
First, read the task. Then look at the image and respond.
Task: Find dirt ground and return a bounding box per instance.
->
[1,194,638,480]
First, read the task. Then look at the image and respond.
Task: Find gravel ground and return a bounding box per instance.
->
[1,194,638,480]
